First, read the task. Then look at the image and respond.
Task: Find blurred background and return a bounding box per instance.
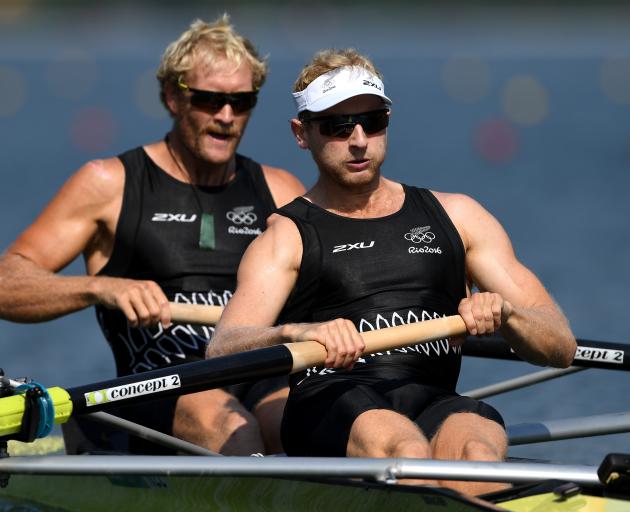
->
[1,0,629,463]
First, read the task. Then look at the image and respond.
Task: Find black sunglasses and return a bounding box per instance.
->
[301,108,390,138]
[177,78,258,114]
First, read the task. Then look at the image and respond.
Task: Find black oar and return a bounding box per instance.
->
[463,336,630,371]
[0,315,467,438]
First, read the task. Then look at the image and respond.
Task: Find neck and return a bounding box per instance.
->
[307,175,403,218]
[165,133,235,187]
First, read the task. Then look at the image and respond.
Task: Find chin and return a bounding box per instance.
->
[201,146,235,166]
[344,166,379,184]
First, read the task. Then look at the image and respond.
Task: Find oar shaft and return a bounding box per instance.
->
[463,337,630,371]
[168,302,223,325]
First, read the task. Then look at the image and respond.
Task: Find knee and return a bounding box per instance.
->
[389,437,431,459]
[216,407,260,437]
[462,438,504,462]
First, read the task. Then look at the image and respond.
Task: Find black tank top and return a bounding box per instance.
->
[277,185,466,392]
[96,146,276,376]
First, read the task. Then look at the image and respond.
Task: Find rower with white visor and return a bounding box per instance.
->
[208,48,577,497]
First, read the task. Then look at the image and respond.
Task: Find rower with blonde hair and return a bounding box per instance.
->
[0,14,305,455]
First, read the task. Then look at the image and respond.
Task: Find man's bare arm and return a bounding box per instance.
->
[207,214,365,369]
[440,192,576,368]
[0,158,171,327]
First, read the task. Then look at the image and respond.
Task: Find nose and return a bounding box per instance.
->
[213,102,235,124]
[348,123,368,148]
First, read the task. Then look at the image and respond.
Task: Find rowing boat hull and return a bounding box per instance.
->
[4,472,630,512]
[0,473,499,512]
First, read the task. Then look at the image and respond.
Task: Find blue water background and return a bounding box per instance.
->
[1,4,629,464]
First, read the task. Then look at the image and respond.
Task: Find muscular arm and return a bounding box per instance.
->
[0,253,100,322]
[262,165,306,207]
[0,158,170,327]
[439,193,576,368]
[207,214,364,368]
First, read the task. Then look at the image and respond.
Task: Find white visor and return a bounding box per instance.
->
[293,66,392,113]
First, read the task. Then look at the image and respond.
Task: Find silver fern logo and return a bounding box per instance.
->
[404,226,436,244]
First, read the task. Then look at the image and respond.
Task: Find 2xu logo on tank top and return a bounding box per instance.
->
[331,226,442,255]
[151,206,262,236]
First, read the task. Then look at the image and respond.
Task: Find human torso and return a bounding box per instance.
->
[277,185,466,392]
[96,146,276,376]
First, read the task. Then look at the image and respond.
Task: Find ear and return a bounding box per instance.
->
[290,118,310,149]
[164,82,180,116]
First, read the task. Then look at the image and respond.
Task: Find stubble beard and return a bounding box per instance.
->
[318,156,384,193]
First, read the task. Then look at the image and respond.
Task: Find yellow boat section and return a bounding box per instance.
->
[7,436,65,456]
[501,492,629,511]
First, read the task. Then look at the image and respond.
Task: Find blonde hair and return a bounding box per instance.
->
[157,14,267,108]
[293,48,382,92]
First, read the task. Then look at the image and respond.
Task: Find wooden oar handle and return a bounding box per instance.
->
[286,315,467,373]
[168,302,223,325]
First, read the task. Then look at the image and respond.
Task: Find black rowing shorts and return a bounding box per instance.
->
[281,371,504,457]
[223,374,288,411]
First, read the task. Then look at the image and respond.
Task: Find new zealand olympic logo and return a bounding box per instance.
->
[226,206,258,226]
[404,226,436,244]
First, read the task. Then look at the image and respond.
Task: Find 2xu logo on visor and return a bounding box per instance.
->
[84,374,181,406]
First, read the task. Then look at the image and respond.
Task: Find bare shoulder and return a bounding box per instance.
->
[262,212,302,249]
[432,191,507,249]
[69,156,125,205]
[431,190,486,218]
[7,156,126,271]
[236,212,301,270]
[261,165,306,207]
[242,213,302,269]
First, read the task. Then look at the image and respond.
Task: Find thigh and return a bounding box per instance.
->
[415,394,505,442]
[173,388,262,452]
[281,380,392,457]
[174,387,250,425]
